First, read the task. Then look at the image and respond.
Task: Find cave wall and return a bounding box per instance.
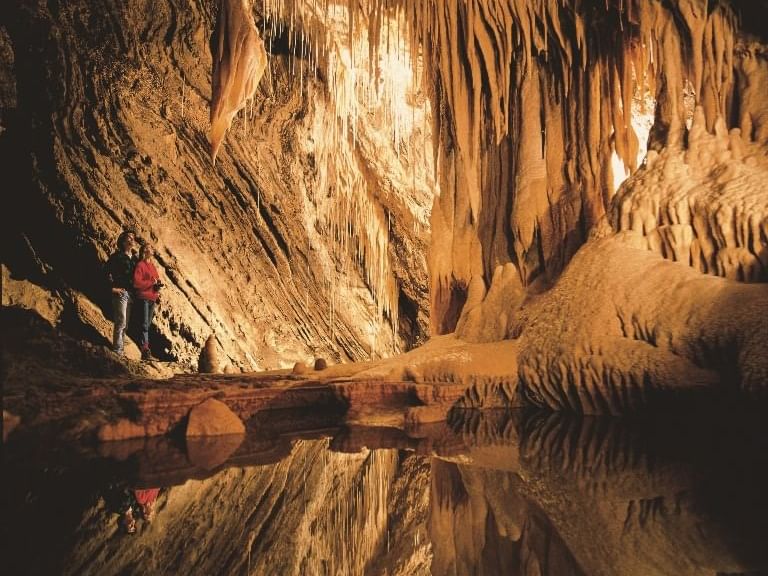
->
[1,0,432,369]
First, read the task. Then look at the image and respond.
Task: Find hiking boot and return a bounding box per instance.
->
[141,349,154,361]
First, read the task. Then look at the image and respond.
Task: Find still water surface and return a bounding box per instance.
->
[3,408,768,575]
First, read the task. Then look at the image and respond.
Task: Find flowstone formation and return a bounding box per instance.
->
[612,106,768,282]
[514,236,767,414]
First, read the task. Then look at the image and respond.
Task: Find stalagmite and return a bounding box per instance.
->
[199,334,221,373]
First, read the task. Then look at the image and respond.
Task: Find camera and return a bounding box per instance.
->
[153,280,164,291]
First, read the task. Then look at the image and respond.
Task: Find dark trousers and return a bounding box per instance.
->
[139,299,156,350]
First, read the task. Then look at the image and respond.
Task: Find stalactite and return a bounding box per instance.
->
[253,0,434,345]
[210,0,268,163]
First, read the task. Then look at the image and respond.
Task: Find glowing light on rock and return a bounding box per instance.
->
[211,0,765,343]
[258,0,433,347]
[612,83,656,192]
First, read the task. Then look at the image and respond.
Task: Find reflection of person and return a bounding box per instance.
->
[106,231,138,355]
[133,243,162,361]
[105,485,162,535]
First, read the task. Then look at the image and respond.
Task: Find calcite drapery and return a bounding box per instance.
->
[213,1,765,338]
[210,0,268,162]
[403,0,746,332]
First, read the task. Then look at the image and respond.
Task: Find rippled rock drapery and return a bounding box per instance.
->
[612,106,768,282]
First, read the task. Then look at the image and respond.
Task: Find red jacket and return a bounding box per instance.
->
[133,260,160,301]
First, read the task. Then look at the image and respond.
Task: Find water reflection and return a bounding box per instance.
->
[3,407,767,575]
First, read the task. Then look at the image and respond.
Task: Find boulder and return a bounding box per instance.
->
[186,398,245,437]
[292,361,308,374]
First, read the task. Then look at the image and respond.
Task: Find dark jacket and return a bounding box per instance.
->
[107,251,138,290]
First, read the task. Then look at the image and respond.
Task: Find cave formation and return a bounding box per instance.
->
[3,0,765,409]
[2,0,768,573]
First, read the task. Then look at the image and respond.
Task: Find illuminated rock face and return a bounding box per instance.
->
[402,0,766,333]
[2,0,431,369]
[208,0,767,338]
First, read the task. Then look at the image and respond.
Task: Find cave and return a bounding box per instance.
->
[2,0,767,574]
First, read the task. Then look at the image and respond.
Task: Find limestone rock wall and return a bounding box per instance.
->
[1,0,431,369]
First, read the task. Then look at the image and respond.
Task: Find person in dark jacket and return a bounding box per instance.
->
[133,242,162,361]
[106,231,138,355]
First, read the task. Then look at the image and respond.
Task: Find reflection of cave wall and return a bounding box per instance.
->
[514,410,768,576]
[429,458,586,576]
[3,441,431,576]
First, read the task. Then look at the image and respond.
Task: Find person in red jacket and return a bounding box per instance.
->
[133,243,162,361]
